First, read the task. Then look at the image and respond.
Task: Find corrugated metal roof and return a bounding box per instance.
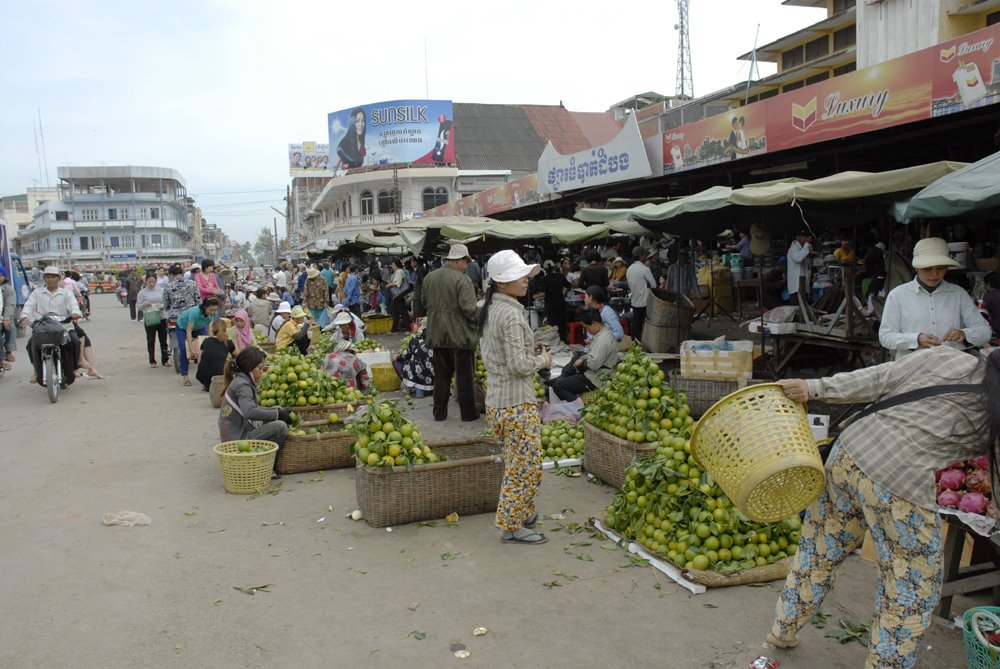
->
[521,105,592,154]
[453,103,547,173]
[570,111,622,147]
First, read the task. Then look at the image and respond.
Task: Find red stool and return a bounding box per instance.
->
[620,318,630,336]
[567,322,585,345]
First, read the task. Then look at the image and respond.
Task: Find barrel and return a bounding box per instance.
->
[209,375,226,409]
[642,321,690,354]
[646,288,693,327]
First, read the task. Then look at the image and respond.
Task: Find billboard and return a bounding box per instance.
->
[327,100,455,173]
[662,22,1000,174]
[424,174,553,218]
[537,115,652,193]
[288,141,330,174]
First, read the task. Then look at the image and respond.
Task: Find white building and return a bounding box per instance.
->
[1,187,59,250]
[19,166,197,270]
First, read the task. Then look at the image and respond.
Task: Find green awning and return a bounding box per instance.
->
[904,150,1000,219]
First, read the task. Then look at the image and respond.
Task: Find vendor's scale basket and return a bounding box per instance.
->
[213,440,278,494]
[355,437,503,528]
[965,607,1000,669]
[275,420,353,474]
[690,383,825,523]
[371,363,401,392]
[364,315,392,335]
[282,402,351,422]
[583,422,656,489]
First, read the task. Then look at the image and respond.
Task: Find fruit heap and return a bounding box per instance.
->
[534,377,547,399]
[235,440,273,453]
[287,410,344,436]
[606,455,802,573]
[583,344,693,444]
[253,330,270,345]
[348,399,444,468]
[475,349,487,386]
[540,420,583,460]
[355,338,381,353]
[937,455,993,516]
[258,351,365,407]
[398,334,413,357]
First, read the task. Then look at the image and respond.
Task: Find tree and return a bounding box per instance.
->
[253,227,276,266]
[235,241,255,265]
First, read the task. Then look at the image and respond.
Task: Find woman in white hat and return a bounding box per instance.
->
[479,250,553,545]
[879,237,990,360]
[276,305,311,353]
[269,301,292,343]
[325,310,364,344]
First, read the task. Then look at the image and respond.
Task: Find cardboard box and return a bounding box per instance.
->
[680,340,754,380]
[807,414,829,441]
[859,524,973,565]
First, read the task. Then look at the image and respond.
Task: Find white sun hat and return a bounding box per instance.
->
[487,250,540,283]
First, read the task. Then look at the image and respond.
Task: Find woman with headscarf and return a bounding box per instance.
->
[197,320,235,391]
[219,347,292,479]
[228,308,255,355]
[479,250,553,545]
[322,339,371,392]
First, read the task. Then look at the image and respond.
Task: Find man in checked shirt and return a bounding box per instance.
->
[765,345,999,668]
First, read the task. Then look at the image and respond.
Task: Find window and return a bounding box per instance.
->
[834,62,857,77]
[434,187,448,207]
[806,72,830,85]
[121,235,135,248]
[360,190,374,217]
[81,208,98,221]
[833,0,856,13]
[15,201,28,213]
[422,187,437,211]
[833,26,856,51]
[120,208,130,220]
[150,234,162,247]
[109,236,120,248]
[56,236,72,251]
[805,36,829,62]
[55,211,69,221]
[80,237,89,251]
[139,208,148,220]
[989,11,1000,26]
[783,80,805,93]
[108,208,117,220]
[377,189,397,214]
[782,45,804,70]
[151,207,160,219]
[759,88,780,100]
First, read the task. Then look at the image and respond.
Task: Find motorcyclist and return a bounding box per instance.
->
[19,265,82,386]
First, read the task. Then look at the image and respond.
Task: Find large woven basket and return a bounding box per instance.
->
[355,437,503,528]
[281,402,351,422]
[275,420,353,474]
[582,422,656,489]
[209,375,226,409]
[964,607,1000,669]
[690,384,825,523]
[213,440,278,494]
[371,363,401,392]
[364,315,392,335]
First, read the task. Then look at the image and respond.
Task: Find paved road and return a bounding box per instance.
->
[0,293,966,668]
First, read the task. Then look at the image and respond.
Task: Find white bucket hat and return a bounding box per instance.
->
[445,243,472,261]
[42,265,62,276]
[275,301,292,314]
[332,311,352,325]
[911,237,959,269]
[267,292,281,302]
[487,250,540,283]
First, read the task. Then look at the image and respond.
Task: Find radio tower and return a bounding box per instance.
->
[674,0,694,98]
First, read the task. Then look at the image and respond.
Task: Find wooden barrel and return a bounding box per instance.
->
[641,321,690,354]
[209,375,226,409]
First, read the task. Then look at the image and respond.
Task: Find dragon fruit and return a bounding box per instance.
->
[965,467,992,495]
[970,454,991,471]
[938,467,967,492]
[937,489,963,509]
[959,491,989,515]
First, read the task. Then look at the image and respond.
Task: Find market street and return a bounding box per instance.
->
[0,293,967,668]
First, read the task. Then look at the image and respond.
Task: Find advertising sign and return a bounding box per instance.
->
[327,100,455,174]
[288,141,330,174]
[662,22,1000,175]
[425,174,552,218]
[537,115,653,193]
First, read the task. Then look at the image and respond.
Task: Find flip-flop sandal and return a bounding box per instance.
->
[500,529,547,545]
[182,378,192,386]
[524,512,538,529]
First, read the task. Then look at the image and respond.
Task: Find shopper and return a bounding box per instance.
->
[388,258,411,333]
[176,298,219,387]
[626,247,656,342]
[768,345,998,668]
[136,274,169,368]
[479,250,552,545]
[197,320,235,391]
[422,243,479,422]
[124,270,143,321]
[540,260,572,344]
[302,266,329,321]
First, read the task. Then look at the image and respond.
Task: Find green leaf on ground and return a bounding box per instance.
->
[407,631,426,641]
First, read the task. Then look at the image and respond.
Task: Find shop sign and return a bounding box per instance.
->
[538,115,652,194]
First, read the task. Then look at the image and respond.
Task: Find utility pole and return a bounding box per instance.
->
[392,168,402,225]
[273,217,279,266]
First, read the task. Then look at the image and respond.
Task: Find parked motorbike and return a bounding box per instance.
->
[31,313,71,403]
[117,288,128,307]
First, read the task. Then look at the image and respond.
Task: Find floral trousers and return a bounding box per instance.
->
[486,403,543,532]
[771,442,943,669]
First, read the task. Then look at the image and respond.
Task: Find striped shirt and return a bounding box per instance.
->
[481,294,549,409]
[806,346,989,509]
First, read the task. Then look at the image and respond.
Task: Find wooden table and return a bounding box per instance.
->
[936,514,1000,621]
[767,331,883,377]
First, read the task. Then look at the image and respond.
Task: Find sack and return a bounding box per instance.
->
[143,309,162,327]
[33,316,67,346]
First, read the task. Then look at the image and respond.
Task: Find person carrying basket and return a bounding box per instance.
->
[767,345,1000,668]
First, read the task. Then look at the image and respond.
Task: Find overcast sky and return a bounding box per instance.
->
[0,0,824,244]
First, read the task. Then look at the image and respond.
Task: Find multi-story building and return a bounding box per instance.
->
[18,166,198,270]
[1,187,59,251]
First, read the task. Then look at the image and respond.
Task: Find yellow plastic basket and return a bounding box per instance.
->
[371,362,401,392]
[213,440,279,494]
[364,316,392,335]
[690,383,825,522]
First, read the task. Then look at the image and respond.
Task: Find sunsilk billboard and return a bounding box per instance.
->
[327,99,455,173]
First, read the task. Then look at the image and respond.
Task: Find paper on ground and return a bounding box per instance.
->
[591,518,706,595]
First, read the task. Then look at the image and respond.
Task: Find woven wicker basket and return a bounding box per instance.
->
[669,370,765,417]
[281,402,351,422]
[209,375,226,409]
[371,363,401,392]
[690,383,825,523]
[582,422,656,489]
[355,437,503,528]
[213,440,278,494]
[275,420,353,474]
[364,316,393,335]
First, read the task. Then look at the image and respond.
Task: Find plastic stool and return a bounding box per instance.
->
[567,322,585,345]
[620,318,630,336]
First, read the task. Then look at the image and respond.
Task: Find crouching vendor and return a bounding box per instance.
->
[219,348,292,476]
[548,308,618,401]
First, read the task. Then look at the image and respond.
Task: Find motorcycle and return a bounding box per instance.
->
[118,287,128,307]
[32,313,71,403]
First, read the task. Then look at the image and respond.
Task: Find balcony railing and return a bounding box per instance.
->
[315,213,407,237]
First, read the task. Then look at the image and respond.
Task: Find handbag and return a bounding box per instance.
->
[143,309,162,327]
